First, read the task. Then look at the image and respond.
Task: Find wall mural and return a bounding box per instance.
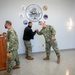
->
[25,4,43,22]
[23,20,28,25]
[43,14,48,20]
[20,5,25,10]
[19,13,25,19]
[43,5,48,11]
[19,4,48,24]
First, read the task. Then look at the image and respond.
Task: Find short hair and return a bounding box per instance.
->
[5,20,12,25]
[28,21,32,24]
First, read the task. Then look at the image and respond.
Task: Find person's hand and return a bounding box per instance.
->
[7,51,13,60]
[35,29,38,32]
[51,36,55,41]
[3,32,7,37]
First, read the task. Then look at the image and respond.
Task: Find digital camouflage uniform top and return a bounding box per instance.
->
[6,27,19,51]
[37,25,56,42]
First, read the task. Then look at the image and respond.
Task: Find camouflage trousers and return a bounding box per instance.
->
[45,39,60,58]
[7,50,20,72]
[24,40,32,56]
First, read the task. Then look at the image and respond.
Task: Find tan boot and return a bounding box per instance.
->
[26,56,34,60]
[43,56,50,60]
[25,54,28,59]
[1,72,11,75]
[57,57,60,63]
[13,64,20,69]
[25,56,28,59]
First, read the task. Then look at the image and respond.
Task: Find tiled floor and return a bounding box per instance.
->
[0,50,75,75]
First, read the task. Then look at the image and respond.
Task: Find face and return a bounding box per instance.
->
[5,22,11,29]
[40,22,45,28]
[29,22,32,27]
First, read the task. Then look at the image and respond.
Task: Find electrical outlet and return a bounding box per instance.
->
[42,44,44,46]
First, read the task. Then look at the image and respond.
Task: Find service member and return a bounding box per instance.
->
[36,21,60,63]
[23,22,36,60]
[2,20,20,75]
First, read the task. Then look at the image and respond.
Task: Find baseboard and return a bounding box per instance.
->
[19,48,75,55]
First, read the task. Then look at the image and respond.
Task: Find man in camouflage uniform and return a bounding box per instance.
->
[36,21,60,63]
[2,21,20,75]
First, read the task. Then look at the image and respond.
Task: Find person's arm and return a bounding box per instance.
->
[30,29,36,36]
[6,31,10,51]
[36,29,43,35]
[7,30,17,50]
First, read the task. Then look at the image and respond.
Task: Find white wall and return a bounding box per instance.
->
[0,0,75,54]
